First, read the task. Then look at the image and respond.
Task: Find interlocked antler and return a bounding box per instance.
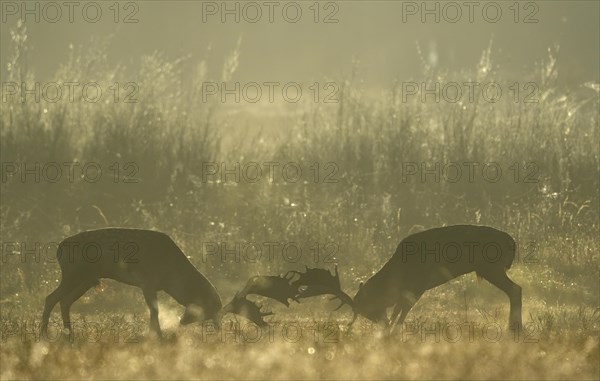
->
[222,273,300,326]
[237,275,300,307]
[224,267,353,326]
[222,293,274,327]
[288,265,353,311]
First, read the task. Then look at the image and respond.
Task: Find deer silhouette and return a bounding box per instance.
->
[350,225,522,332]
[41,228,222,337]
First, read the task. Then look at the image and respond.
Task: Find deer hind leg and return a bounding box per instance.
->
[142,287,161,337]
[41,281,72,336]
[480,270,522,331]
[60,281,95,336]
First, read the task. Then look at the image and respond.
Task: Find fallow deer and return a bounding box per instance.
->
[41,228,222,337]
[351,225,522,331]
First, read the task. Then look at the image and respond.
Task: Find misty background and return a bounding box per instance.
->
[1,1,598,86]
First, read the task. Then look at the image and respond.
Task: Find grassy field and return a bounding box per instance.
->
[1,23,599,380]
[1,293,598,380]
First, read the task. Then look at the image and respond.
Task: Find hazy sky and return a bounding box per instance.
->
[1,1,598,86]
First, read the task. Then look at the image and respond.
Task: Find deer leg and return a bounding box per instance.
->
[387,303,403,335]
[60,281,95,338]
[481,271,522,331]
[394,302,413,327]
[388,291,423,335]
[389,303,402,327]
[388,300,414,334]
[41,282,72,337]
[142,288,161,336]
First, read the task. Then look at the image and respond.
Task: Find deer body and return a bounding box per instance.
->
[41,228,222,336]
[353,225,522,331]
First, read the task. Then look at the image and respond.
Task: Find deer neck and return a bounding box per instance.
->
[162,267,211,306]
[369,265,401,307]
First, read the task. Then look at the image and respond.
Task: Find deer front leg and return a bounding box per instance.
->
[480,271,522,332]
[387,303,403,334]
[388,291,424,335]
[508,283,522,332]
[388,300,413,335]
[389,304,402,325]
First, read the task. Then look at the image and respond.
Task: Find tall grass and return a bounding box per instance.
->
[1,20,599,381]
[1,22,598,308]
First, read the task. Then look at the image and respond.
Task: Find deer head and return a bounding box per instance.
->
[221,293,274,327]
[351,281,387,324]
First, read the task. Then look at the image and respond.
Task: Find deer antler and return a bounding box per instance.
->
[237,275,300,307]
[289,265,353,311]
[223,267,352,326]
[222,293,274,327]
[222,273,301,326]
